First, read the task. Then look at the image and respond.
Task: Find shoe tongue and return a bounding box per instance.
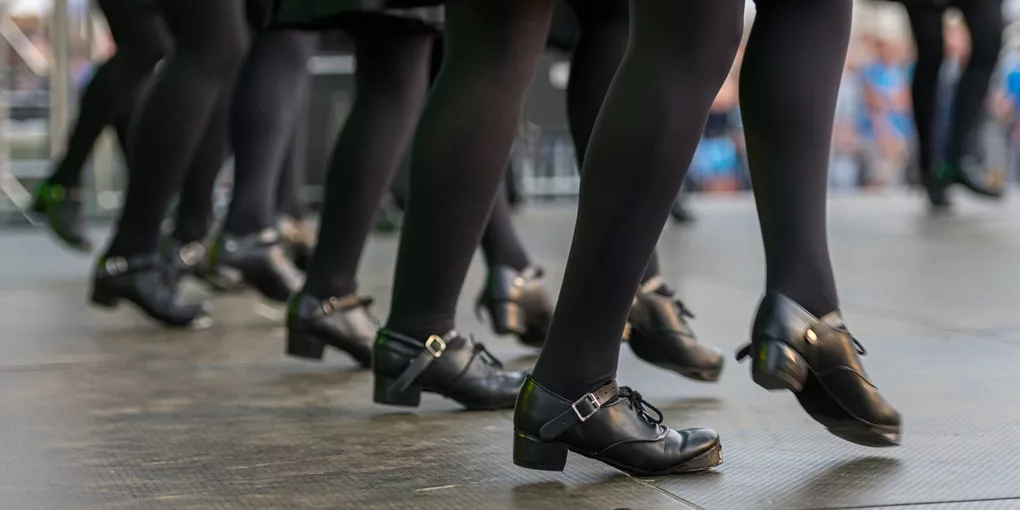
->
[639,276,673,297]
[819,311,846,330]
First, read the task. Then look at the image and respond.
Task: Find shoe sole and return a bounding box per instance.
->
[372,375,518,411]
[89,287,213,330]
[513,431,723,476]
[286,327,372,368]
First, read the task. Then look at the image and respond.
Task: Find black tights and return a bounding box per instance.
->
[303,16,435,300]
[532,0,851,398]
[223,27,319,235]
[276,105,313,221]
[48,0,169,188]
[106,0,248,257]
[386,0,632,277]
[562,0,663,282]
[385,0,556,338]
[907,0,1002,179]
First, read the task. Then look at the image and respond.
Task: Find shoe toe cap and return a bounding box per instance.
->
[678,427,720,456]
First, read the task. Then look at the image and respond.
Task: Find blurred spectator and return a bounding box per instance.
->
[687,76,747,193]
[860,36,914,186]
[831,49,867,189]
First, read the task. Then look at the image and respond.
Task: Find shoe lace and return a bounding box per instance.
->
[466,335,505,369]
[619,386,663,425]
[357,297,382,328]
[674,300,695,319]
[656,284,695,319]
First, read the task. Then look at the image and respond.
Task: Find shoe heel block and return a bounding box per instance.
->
[489,300,526,336]
[371,344,424,407]
[286,327,326,360]
[90,282,121,308]
[513,431,567,471]
[751,340,809,392]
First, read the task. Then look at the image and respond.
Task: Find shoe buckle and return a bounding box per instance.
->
[571,393,601,422]
[425,335,447,358]
[104,257,128,275]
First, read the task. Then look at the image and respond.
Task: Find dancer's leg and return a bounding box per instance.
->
[35,0,169,252]
[947,1,1003,165]
[515,1,741,476]
[47,0,169,188]
[905,4,946,202]
[223,30,319,236]
[384,0,557,338]
[530,1,741,398]
[172,96,231,244]
[104,0,247,257]
[301,19,434,301]
[737,0,900,448]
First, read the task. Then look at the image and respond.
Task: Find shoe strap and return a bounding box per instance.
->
[383,330,459,396]
[538,380,619,441]
[98,254,162,276]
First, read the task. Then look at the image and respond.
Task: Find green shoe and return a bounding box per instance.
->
[33,181,92,252]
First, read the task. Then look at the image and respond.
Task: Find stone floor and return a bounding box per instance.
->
[4,192,1020,509]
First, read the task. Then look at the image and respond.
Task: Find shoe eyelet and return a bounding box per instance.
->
[805,328,818,344]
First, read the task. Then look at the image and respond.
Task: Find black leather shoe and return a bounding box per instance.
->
[512,376,722,476]
[287,292,376,367]
[476,266,553,348]
[626,277,724,382]
[670,193,696,224]
[736,292,901,447]
[372,329,527,410]
[923,172,951,211]
[938,156,1004,199]
[32,181,92,252]
[90,253,212,328]
[210,228,303,302]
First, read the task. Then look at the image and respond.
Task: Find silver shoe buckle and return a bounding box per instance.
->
[425,335,447,358]
[572,393,601,422]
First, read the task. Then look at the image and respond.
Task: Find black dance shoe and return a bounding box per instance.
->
[937,156,1004,199]
[372,329,526,410]
[626,278,724,382]
[476,266,553,348]
[32,181,92,252]
[670,195,696,224]
[736,292,901,447]
[512,376,722,475]
[90,253,211,328]
[161,237,244,294]
[210,228,303,302]
[286,292,376,367]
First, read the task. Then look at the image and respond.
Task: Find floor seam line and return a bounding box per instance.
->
[812,496,1020,509]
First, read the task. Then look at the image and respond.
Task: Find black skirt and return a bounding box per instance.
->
[271,0,444,31]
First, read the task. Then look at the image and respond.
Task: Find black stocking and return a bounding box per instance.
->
[385,0,557,338]
[105,0,248,257]
[302,16,435,300]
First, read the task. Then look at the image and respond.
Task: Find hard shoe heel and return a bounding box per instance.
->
[490,301,526,336]
[513,432,567,471]
[373,375,422,407]
[286,330,326,360]
[751,340,808,392]
[90,285,120,308]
